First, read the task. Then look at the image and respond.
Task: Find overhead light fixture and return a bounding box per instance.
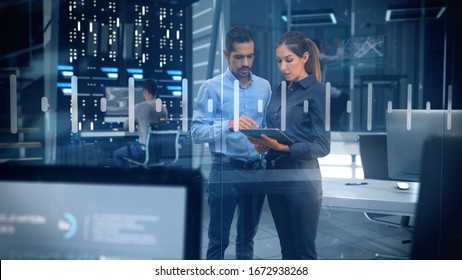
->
[385,4,446,22]
[282,9,337,27]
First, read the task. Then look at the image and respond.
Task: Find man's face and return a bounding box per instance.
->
[224,41,255,80]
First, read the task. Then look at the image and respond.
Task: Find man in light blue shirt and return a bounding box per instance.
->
[191,26,271,259]
[113,79,167,167]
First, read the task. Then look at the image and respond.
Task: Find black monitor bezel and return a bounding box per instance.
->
[0,164,203,260]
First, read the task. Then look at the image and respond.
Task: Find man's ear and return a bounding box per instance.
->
[223,49,230,60]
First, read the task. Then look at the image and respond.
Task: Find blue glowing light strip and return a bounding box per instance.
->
[167,86,182,91]
[127,68,144,74]
[57,65,74,71]
[167,70,182,76]
[57,82,72,88]
[101,67,119,73]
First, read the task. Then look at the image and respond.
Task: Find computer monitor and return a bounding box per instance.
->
[0,165,202,260]
[386,109,462,181]
[358,133,389,180]
[104,86,144,122]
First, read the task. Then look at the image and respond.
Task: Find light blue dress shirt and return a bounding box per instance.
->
[191,68,272,161]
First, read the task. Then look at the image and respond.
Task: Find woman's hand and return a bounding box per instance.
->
[247,136,267,154]
[260,134,290,152]
[254,144,269,154]
[247,135,290,152]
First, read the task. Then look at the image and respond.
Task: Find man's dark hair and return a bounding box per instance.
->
[142,79,158,97]
[225,26,254,53]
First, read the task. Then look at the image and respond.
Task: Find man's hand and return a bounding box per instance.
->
[229,116,258,131]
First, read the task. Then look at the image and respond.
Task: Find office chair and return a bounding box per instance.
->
[358,134,410,226]
[411,133,462,259]
[125,123,180,168]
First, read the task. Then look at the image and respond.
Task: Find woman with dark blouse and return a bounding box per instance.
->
[249,31,331,259]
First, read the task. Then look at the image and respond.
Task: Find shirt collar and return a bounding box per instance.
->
[277,74,316,91]
[299,74,316,88]
[225,68,254,88]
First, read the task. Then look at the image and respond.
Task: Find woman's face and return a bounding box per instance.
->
[276,44,309,82]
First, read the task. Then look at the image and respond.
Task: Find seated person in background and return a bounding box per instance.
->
[315,37,348,130]
[113,79,168,167]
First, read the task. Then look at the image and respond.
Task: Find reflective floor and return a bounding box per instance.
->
[200,196,413,260]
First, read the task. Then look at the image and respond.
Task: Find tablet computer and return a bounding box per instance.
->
[240,128,295,145]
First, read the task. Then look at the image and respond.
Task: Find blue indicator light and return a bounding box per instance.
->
[57,65,74,71]
[101,67,119,73]
[167,86,182,91]
[167,70,182,76]
[57,82,72,88]
[127,68,144,74]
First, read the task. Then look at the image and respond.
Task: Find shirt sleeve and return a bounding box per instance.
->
[190,82,230,144]
[261,81,272,129]
[320,47,344,64]
[289,92,331,160]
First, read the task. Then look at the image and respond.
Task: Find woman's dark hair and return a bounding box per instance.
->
[276,31,321,82]
[226,26,254,53]
[142,78,158,97]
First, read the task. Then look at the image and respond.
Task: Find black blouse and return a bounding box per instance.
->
[266,74,331,161]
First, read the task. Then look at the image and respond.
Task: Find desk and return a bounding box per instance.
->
[330,132,360,155]
[75,130,138,166]
[322,178,419,216]
[76,130,193,168]
[79,130,138,138]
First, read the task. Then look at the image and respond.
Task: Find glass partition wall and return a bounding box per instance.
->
[1,0,460,260]
[213,0,456,132]
[192,0,459,176]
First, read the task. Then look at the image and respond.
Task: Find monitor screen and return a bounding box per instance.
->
[342,34,385,67]
[104,86,144,117]
[358,133,389,180]
[0,165,202,260]
[386,109,462,182]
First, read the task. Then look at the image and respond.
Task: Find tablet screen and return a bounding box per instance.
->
[240,128,295,144]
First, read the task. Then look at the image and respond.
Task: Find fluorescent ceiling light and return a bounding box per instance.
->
[282,9,337,26]
[385,5,446,22]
